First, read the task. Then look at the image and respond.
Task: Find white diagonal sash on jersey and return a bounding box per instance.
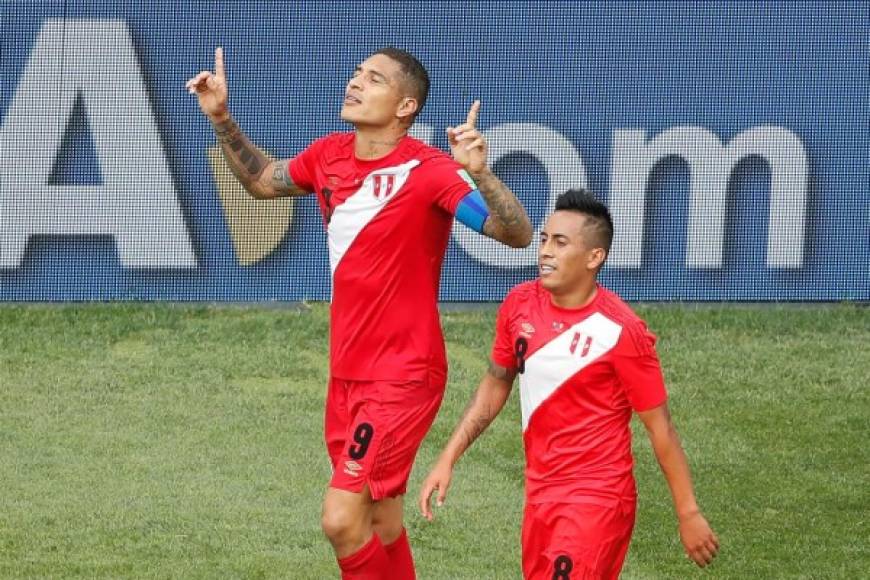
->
[519,312,623,431]
[328,160,420,275]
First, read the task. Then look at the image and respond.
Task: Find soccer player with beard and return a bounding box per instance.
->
[420,189,718,579]
[187,47,532,579]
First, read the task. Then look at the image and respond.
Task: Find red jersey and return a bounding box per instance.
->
[491,281,668,506]
[289,133,475,382]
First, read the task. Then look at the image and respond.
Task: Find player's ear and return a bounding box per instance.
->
[396,96,419,122]
[587,248,607,271]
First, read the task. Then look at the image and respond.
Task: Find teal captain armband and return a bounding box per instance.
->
[455,189,489,233]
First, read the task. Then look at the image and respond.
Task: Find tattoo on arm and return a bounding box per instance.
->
[452,362,517,451]
[473,170,533,247]
[487,361,517,383]
[213,118,240,143]
[271,164,292,188]
[457,389,495,451]
[214,117,306,197]
[213,117,267,188]
[266,161,311,197]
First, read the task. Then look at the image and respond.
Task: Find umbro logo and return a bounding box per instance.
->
[343,460,363,478]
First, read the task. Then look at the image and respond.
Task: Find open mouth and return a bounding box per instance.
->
[539,264,556,275]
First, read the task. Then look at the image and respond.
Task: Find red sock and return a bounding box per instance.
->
[337,533,389,580]
[384,528,415,580]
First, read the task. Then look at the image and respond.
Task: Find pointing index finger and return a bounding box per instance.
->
[215,47,225,78]
[466,100,481,127]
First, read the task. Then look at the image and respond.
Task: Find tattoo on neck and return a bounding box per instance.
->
[363,138,400,157]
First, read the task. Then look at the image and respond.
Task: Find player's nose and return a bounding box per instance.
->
[538,241,553,259]
[347,75,363,91]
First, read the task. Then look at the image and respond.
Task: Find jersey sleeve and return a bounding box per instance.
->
[429,157,478,215]
[490,294,517,369]
[288,135,330,193]
[613,320,668,411]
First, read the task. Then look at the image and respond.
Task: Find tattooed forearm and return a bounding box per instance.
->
[213,116,268,189]
[453,365,515,453]
[457,389,495,451]
[440,373,513,466]
[472,168,533,248]
[213,117,306,198]
[214,117,241,143]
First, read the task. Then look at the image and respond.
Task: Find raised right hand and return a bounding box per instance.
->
[419,460,454,521]
[186,47,229,122]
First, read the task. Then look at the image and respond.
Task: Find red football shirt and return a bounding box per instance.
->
[289,133,475,382]
[492,280,668,506]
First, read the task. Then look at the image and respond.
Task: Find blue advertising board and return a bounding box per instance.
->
[1,1,866,301]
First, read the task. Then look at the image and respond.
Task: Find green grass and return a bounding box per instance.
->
[0,303,867,579]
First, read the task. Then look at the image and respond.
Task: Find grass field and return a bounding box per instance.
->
[0,303,867,579]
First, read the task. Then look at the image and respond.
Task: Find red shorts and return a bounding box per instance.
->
[521,500,636,580]
[324,374,445,500]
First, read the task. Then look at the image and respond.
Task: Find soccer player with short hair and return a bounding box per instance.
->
[187,47,532,579]
[419,189,719,579]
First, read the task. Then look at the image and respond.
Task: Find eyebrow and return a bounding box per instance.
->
[354,66,390,83]
[540,232,571,242]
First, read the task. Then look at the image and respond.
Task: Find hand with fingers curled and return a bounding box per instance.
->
[185,47,230,123]
[418,459,454,522]
[678,510,720,567]
[447,100,488,175]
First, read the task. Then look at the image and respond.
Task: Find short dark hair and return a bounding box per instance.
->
[373,47,430,118]
[554,188,614,253]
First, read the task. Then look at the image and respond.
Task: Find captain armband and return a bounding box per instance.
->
[455,189,489,234]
